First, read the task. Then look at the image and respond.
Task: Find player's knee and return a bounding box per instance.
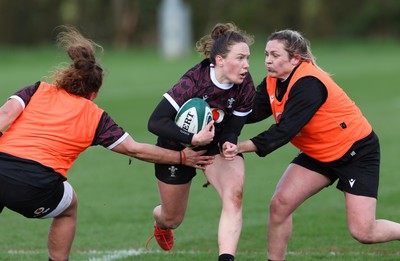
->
[222,186,243,210]
[350,232,375,244]
[231,186,243,208]
[349,225,375,244]
[231,187,243,209]
[269,194,291,219]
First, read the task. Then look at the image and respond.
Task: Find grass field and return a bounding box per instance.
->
[0,39,400,260]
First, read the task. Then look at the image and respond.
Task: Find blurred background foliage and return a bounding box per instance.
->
[0,0,399,48]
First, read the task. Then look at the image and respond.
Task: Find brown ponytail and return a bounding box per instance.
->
[50,26,104,99]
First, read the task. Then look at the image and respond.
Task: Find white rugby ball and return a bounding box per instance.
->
[175,98,212,134]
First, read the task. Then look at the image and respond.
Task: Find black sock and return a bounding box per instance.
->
[219,253,234,261]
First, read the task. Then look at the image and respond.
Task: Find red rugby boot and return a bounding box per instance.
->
[146,223,174,251]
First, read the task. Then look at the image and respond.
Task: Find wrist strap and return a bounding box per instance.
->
[180,150,186,165]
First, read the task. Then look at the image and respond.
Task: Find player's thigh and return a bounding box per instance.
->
[157,179,191,218]
[345,192,377,231]
[204,155,245,197]
[272,163,331,211]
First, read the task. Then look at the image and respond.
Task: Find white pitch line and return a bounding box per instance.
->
[85,249,208,261]
[84,249,400,261]
[5,248,400,260]
[85,249,148,261]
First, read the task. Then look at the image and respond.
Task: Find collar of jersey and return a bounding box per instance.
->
[210,64,234,90]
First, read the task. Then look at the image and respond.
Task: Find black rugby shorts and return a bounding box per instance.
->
[292,131,380,198]
[0,175,65,218]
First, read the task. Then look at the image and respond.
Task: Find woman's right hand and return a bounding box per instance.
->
[191,120,214,146]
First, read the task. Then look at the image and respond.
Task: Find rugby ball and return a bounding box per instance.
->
[175,98,212,134]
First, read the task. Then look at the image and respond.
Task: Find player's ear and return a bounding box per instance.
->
[88,92,98,101]
[291,54,301,66]
[215,55,224,67]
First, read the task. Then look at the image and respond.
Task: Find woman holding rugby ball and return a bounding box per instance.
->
[147,22,255,261]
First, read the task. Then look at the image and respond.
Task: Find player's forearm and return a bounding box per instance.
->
[112,136,180,164]
[132,143,180,164]
[238,140,258,153]
[0,99,23,132]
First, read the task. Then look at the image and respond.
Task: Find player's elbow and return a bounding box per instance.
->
[147,118,157,135]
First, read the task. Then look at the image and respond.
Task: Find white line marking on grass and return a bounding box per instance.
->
[84,249,400,261]
[287,250,400,256]
[8,250,40,254]
[85,249,149,261]
[84,249,206,261]
[5,248,400,260]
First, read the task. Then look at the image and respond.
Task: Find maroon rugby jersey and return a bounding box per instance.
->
[162,59,255,149]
